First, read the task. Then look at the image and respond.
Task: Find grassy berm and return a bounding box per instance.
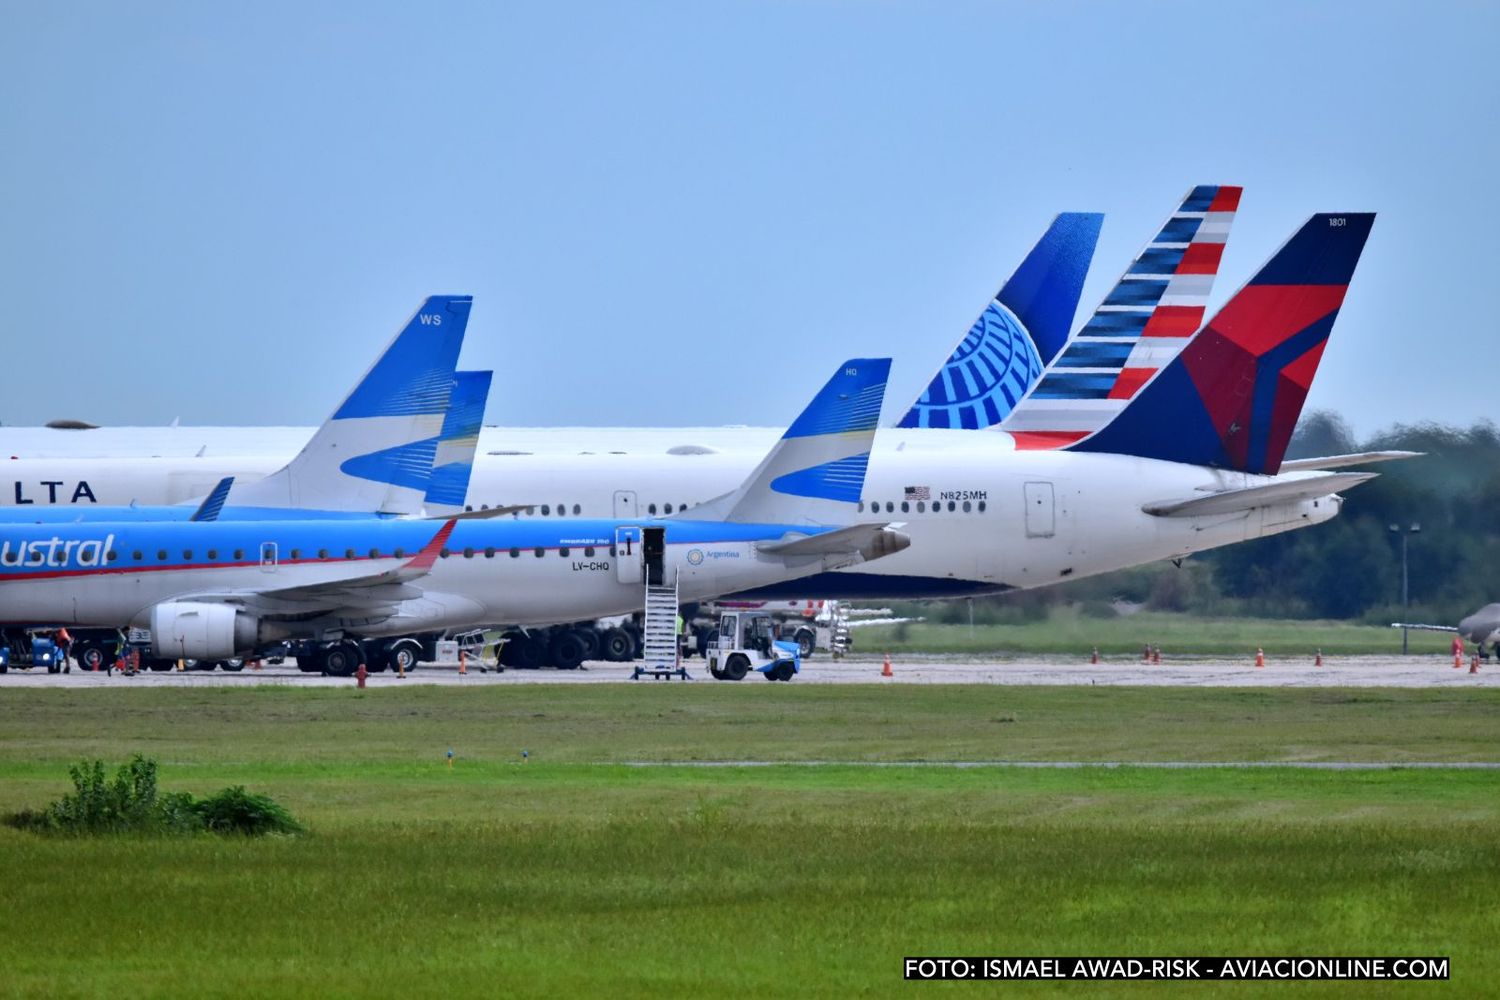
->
[0,686,1496,997]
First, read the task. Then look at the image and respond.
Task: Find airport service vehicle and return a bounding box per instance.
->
[0,630,69,674]
[706,610,801,682]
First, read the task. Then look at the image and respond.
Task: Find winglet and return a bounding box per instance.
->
[404,519,458,572]
[424,370,493,515]
[189,477,233,522]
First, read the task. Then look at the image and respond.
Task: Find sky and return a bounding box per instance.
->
[1,1,1496,437]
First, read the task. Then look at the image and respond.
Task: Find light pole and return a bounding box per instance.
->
[1389,522,1421,654]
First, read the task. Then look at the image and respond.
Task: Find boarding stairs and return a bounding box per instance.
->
[827,601,851,659]
[630,570,691,680]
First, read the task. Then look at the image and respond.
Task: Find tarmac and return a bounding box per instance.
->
[2,653,1494,688]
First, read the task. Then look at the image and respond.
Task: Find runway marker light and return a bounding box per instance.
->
[397,655,407,679]
[447,748,454,769]
[522,750,529,762]
[356,663,367,689]
[1152,645,1161,666]
[1254,647,1265,669]
[1141,644,1151,664]
[881,653,893,678]
[1090,646,1099,665]
[1314,649,1323,668]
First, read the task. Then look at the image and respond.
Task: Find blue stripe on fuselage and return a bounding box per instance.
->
[0,518,842,578]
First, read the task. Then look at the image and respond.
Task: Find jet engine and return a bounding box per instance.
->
[150,602,286,660]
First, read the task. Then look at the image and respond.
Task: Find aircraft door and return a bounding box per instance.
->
[642,526,666,587]
[259,542,278,573]
[1023,482,1055,538]
[613,491,638,518]
[615,527,642,585]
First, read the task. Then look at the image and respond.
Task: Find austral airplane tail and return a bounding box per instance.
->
[1001,184,1242,447]
[1068,213,1376,475]
[689,359,891,526]
[423,370,493,516]
[226,295,472,516]
[896,213,1102,430]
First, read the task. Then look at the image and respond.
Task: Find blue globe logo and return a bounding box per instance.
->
[900,301,1042,429]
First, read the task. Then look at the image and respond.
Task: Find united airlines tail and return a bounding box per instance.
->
[1069,213,1375,475]
[226,295,472,516]
[689,359,890,525]
[896,213,1102,429]
[1002,185,1242,448]
[423,370,492,516]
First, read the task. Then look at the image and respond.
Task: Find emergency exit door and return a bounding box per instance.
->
[613,491,638,518]
[259,541,278,572]
[1023,482,1055,538]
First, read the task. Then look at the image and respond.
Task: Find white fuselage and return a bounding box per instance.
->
[0,425,1345,600]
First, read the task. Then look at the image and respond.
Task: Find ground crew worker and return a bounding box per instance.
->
[676,613,686,661]
[55,626,71,663]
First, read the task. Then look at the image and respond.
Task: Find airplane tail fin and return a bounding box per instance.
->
[1002,185,1242,447]
[896,213,1102,429]
[423,370,493,516]
[227,295,472,516]
[690,359,890,525]
[1069,213,1375,474]
[189,477,233,522]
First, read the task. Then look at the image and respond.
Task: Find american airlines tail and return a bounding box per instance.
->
[1070,213,1376,475]
[689,359,891,525]
[423,370,492,516]
[1002,184,1242,447]
[226,295,472,516]
[896,213,1102,430]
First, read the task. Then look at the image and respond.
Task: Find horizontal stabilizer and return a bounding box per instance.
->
[1142,472,1375,517]
[758,523,911,561]
[1278,451,1422,472]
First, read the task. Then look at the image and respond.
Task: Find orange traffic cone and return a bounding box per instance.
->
[1152,646,1161,665]
[1141,644,1151,664]
[1254,647,1265,669]
[1090,646,1099,665]
[1454,651,1463,669]
[881,653,893,678]
[1314,649,1323,668]
[459,650,467,676]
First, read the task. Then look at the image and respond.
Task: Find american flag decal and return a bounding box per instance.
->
[904,485,931,501]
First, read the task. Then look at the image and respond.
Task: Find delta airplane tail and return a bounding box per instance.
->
[423,370,492,516]
[1070,213,1376,475]
[896,213,1102,430]
[689,358,891,525]
[226,295,472,516]
[1002,184,1242,447]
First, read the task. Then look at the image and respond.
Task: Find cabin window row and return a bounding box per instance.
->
[857,499,985,514]
[458,502,693,517]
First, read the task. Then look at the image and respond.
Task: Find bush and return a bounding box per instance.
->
[5,755,301,837]
[193,786,303,835]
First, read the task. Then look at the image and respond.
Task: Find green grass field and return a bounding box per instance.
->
[856,610,1455,657]
[1,687,1496,996]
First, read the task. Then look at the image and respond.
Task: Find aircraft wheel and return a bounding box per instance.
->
[75,642,108,672]
[512,635,546,670]
[386,641,421,674]
[600,627,633,662]
[322,642,363,677]
[573,628,600,661]
[549,631,586,670]
[722,654,749,682]
[708,663,726,680]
